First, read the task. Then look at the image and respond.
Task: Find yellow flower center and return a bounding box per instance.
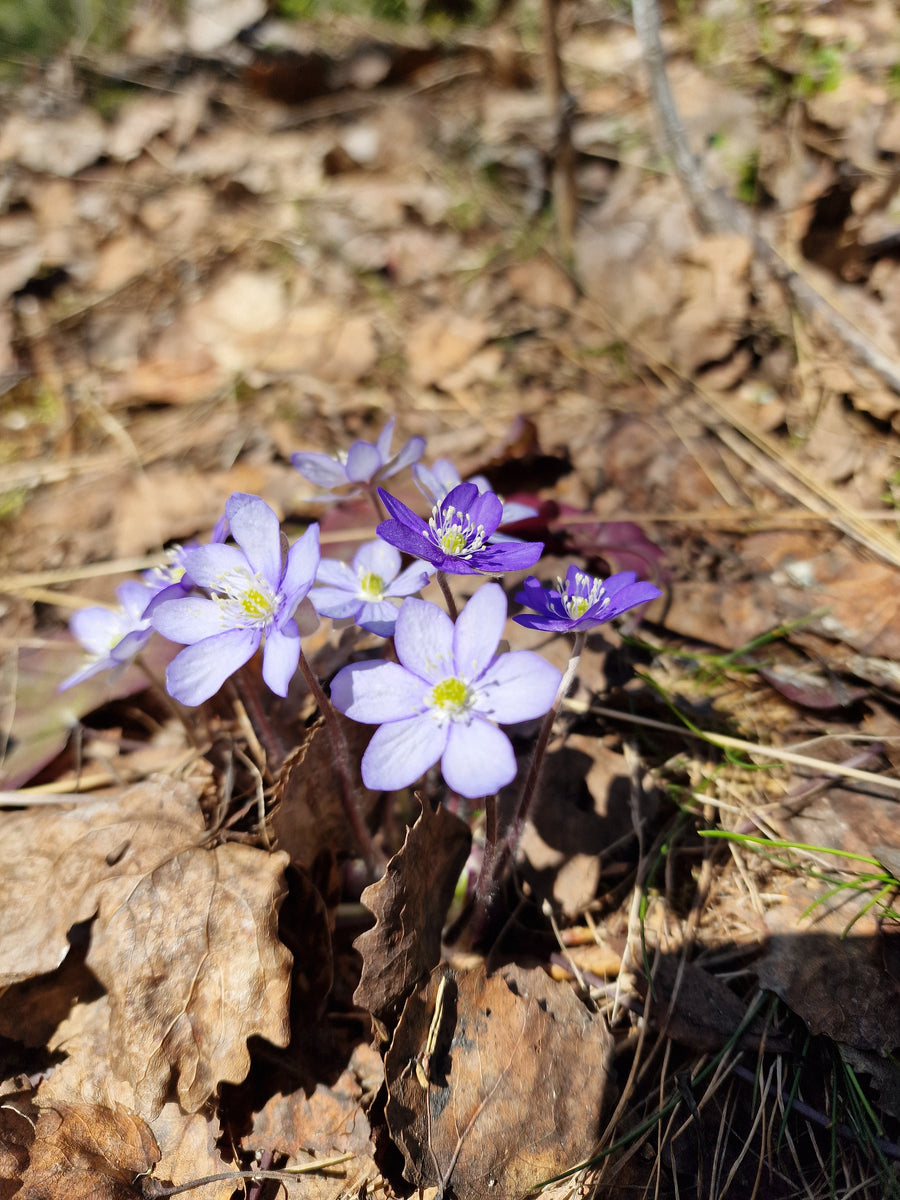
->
[358,570,385,600]
[214,569,279,630]
[561,571,608,620]
[427,676,474,722]
[428,504,487,560]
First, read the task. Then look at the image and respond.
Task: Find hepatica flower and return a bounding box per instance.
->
[377,481,543,576]
[330,582,561,798]
[291,417,425,497]
[60,580,157,691]
[514,565,662,633]
[151,492,320,706]
[311,539,433,637]
[413,458,537,532]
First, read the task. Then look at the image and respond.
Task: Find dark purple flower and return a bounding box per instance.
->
[376,481,543,576]
[513,565,661,633]
[413,458,537,534]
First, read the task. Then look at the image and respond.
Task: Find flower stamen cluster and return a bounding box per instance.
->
[378,481,543,577]
[514,565,661,634]
[427,676,475,722]
[428,504,487,559]
[561,571,609,620]
[213,569,279,628]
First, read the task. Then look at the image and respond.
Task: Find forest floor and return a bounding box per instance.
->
[3,0,900,1197]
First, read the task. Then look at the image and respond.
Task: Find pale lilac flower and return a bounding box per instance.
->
[140,544,202,611]
[330,582,561,798]
[291,418,425,497]
[413,458,537,531]
[377,481,543,576]
[310,539,433,637]
[60,580,156,691]
[151,492,320,706]
[514,565,661,633]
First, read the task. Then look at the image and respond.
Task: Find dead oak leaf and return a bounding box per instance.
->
[148,1104,237,1200]
[18,1100,159,1200]
[384,963,615,1200]
[0,1092,36,1199]
[353,799,471,1037]
[38,1004,237,1200]
[247,1041,381,1162]
[0,778,292,1116]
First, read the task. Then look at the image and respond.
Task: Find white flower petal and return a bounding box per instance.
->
[361,715,446,791]
[442,718,516,798]
[226,493,282,584]
[354,538,401,581]
[452,582,505,679]
[393,597,454,683]
[330,660,428,722]
[477,650,562,723]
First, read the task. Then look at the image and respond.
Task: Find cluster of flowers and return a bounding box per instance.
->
[63,420,661,801]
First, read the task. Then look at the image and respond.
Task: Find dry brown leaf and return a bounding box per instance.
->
[38,1003,236,1198]
[635,955,789,1056]
[0,778,292,1115]
[42,996,137,1112]
[760,885,900,1053]
[248,1041,380,1160]
[0,1092,36,1200]
[384,963,615,1200]
[670,234,752,374]
[0,945,103,1049]
[88,837,291,1115]
[18,1100,158,1200]
[0,110,106,175]
[149,1104,237,1200]
[519,740,641,918]
[406,312,489,389]
[272,716,380,872]
[353,799,471,1035]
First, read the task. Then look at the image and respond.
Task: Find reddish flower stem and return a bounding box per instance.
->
[436,571,458,621]
[467,632,585,941]
[366,483,387,523]
[230,667,288,772]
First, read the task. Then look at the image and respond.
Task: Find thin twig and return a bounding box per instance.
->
[146,1154,355,1197]
[632,0,900,399]
[541,0,576,262]
[582,701,900,794]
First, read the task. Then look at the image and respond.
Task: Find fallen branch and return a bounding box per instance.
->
[631,0,900,397]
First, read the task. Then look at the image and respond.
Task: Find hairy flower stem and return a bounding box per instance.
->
[436,571,458,620]
[473,633,585,937]
[229,668,287,773]
[470,793,498,909]
[135,653,202,748]
[366,483,387,523]
[504,631,584,864]
[296,646,377,872]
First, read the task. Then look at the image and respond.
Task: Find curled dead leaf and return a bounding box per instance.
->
[384,963,614,1200]
[353,799,471,1036]
[18,1100,158,1200]
[0,779,292,1116]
